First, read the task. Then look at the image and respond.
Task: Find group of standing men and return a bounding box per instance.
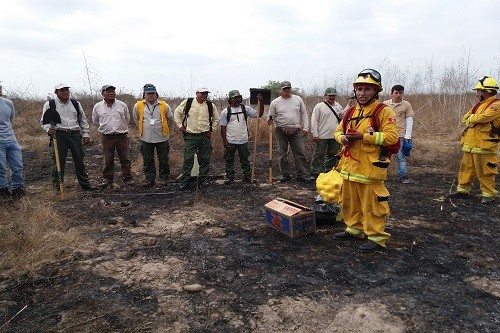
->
[2,72,499,255]
[1,77,415,205]
[39,83,221,192]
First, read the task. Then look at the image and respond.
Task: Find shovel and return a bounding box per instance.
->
[268,122,273,184]
[42,107,64,199]
[250,99,261,183]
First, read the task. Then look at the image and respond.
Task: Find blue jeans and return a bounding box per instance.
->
[0,140,24,190]
[397,137,408,179]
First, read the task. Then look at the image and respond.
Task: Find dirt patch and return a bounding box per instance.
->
[0,144,499,333]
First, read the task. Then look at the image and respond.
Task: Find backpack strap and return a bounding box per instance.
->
[182,98,194,128]
[241,104,247,122]
[323,101,341,123]
[369,103,388,132]
[70,98,82,127]
[226,104,248,123]
[341,106,356,134]
[183,97,214,131]
[370,103,400,160]
[49,98,82,126]
[207,100,213,131]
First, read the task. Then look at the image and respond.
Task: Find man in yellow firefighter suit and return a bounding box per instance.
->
[449,76,500,205]
[333,69,399,253]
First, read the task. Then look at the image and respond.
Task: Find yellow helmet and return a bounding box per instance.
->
[353,68,383,91]
[473,76,499,92]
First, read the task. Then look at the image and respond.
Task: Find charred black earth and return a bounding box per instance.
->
[1,144,499,333]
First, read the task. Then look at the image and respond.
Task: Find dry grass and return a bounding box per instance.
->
[0,198,82,278]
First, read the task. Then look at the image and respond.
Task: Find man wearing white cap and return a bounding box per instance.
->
[40,83,96,191]
[174,87,219,191]
[92,85,134,188]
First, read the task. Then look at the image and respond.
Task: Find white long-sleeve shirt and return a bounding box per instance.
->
[41,97,90,138]
[310,100,343,139]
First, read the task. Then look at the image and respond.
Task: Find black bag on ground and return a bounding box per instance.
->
[311,200,341,226]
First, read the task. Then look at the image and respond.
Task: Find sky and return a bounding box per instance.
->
[1,0,499,99]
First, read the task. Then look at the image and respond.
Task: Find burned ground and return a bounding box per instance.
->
[0,141,499,333]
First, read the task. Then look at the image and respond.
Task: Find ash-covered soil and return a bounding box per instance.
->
[1,140,499,333]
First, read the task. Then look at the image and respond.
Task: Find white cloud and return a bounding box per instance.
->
[1,0,499,98]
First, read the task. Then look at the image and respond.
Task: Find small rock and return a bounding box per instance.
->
[140,237,157,247]
[120,201,131,207]
[173,210,181,214]
[183,284,203,292]
[451,212,460,218]
[109,216,124,225]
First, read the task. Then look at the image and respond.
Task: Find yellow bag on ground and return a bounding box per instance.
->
[316,169,342,203]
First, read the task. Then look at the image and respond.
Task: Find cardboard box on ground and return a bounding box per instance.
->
[264,198,316,237]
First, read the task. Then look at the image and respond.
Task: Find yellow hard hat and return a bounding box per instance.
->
[473,76,499,92]
[353,68,383,91]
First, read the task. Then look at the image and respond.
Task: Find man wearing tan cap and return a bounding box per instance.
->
[267,81,313,183]
[174,87,219,191]
[92,85,134,188]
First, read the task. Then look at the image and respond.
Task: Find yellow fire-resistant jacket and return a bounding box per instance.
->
[461,96,500,154]
[135,100,170,137]
[334,100,399,183]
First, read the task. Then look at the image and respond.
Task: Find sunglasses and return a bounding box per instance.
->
[357,69,381,83]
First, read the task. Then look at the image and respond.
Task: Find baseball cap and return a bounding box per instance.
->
[196,87,210,93]
[101,85,116,92]
[143,83,157,93]
[54,83,70,91]
[280,81,292,89]
[324,87,337,96]
[228,90,242,100]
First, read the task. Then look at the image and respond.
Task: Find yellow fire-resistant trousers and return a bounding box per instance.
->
[457,152,499,197]
[342,180,391,246]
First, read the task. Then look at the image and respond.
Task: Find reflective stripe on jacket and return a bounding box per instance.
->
[461,96,500,154]
[334,100,399,183]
